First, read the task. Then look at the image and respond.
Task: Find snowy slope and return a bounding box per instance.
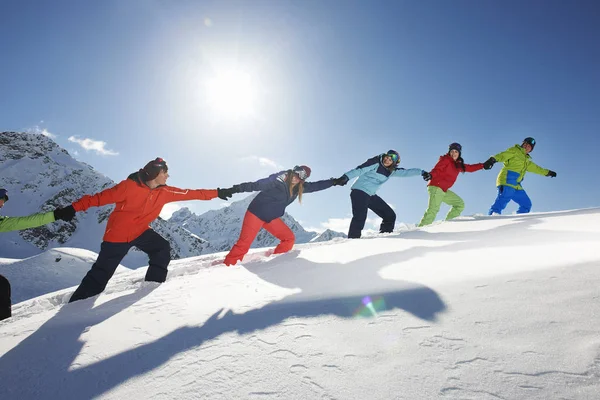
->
[1,208,600,399]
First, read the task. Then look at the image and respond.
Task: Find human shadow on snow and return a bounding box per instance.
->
[3,211,593,399]
[0,285,157,400]
[0,249,447,400]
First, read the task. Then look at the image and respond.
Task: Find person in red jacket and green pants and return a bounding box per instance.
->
[67,158,229,303]
[418,143,485,227]
[0,188,75,321]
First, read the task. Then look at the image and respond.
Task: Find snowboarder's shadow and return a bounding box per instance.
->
[0,250,446,400]
[0,284,157,400]
[2,211,594,399]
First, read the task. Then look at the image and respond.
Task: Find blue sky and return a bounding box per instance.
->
[2,0,599,233]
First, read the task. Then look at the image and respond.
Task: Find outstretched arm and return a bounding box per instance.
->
[303,179,335,193]
[391,168,424,178]
[526,161,550,176]
[0,211,55,233]
[464,163,484,173]
[72,179,131,212]
[232,171,287,193]
[343,156,380,180]
[162,187,218,203]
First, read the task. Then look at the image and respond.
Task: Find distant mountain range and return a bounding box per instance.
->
[0,131,346,267]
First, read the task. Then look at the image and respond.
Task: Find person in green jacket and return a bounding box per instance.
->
[0,188,75,321]
[483,137,557,215]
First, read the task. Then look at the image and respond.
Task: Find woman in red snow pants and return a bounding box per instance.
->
[220,165,342,266]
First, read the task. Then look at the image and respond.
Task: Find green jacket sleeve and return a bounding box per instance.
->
[493,146,518,163]
[0,211,56,233]
[526,161,549,176]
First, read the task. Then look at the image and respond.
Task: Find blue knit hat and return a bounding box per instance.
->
[0,188,8,202]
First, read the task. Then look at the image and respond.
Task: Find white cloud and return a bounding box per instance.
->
[68,136,118,156]
[321,217,352,233]
[241,156,282,169]
[27,126,56,139]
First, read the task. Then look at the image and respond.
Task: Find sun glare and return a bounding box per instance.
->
[205,69,259,119]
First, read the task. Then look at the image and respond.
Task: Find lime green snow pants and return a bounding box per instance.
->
[418,186,465,227]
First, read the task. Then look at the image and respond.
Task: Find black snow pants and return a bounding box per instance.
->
[0,274,11,321]
[348,189,396,239]
[69,229,171,303]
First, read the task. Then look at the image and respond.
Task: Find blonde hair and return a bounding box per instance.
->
[285,170,304,204]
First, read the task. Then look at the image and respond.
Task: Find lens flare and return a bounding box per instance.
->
[353,295,387,318]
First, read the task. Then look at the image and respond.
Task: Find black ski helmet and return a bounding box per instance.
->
[523,137,536,151]
[385,149,400,164]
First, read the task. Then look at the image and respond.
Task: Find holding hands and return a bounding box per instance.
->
[217,187,235,200]
[332,175,349,186]
[483,157,496,170]
[54,205,76,222]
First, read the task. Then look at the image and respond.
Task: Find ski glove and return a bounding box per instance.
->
[546,170,557,178]
[332,175,349,186]
[421,171,432,181]
[217,188,234,201]
[483,157,496,170]
[54,205,76,222]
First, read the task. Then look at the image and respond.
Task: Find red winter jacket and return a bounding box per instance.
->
[428,154,483,192]
[72,172,217,243]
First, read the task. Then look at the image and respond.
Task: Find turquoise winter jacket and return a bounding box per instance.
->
[344,155,423,196]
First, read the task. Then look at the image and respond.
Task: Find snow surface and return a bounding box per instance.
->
[1,208,600,399]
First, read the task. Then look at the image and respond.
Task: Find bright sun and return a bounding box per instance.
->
[205,69,259,119]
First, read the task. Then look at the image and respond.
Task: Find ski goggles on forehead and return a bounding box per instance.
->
[294,168,308,180]
[385,153,399,163]
[153,157,168,171]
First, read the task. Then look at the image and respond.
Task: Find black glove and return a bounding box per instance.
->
[332,175,349,186]
[421,171,432,181]
[483,157,496,170]
[546,170,557,178]
[53,205,76,222]
[217,187,234,201]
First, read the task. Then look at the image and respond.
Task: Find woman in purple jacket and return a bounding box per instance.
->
[220,166,343,266]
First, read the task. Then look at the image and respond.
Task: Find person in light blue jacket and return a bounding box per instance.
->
[335,150,429,238]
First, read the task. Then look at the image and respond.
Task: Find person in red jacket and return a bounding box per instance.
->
[68,157,229,302]
[418,143,485,227]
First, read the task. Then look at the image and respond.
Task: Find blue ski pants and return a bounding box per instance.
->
[488,185,532,215]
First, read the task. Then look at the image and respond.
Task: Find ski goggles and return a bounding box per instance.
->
[385,153,399,163]
[293,167,309,180]
[152,157,168,171]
